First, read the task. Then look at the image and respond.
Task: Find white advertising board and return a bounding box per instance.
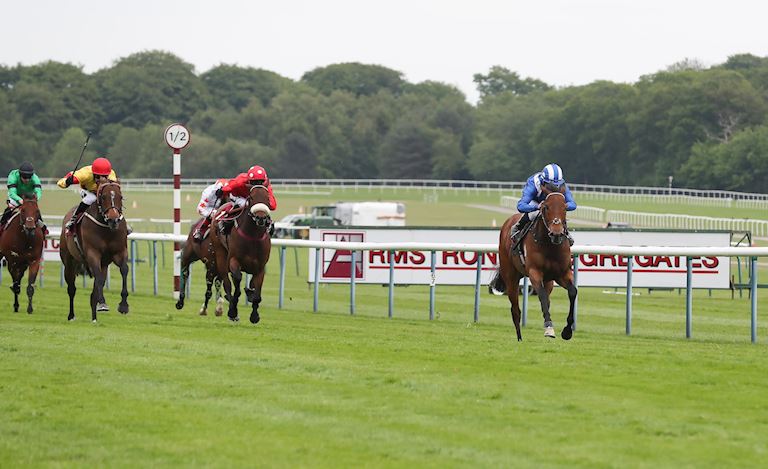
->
[308,229,731,288]
[43,237,61,262]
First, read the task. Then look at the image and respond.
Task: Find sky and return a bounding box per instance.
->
[2,0,766,104]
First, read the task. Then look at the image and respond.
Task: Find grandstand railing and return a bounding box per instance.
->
[37,231,767,343]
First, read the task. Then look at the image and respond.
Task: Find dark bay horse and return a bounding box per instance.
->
[175,218,225,316]
[60,181,129,322]
[211,185,272,324]
[0,196,44,313]
[491,189,578,341]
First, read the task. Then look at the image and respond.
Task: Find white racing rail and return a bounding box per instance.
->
[42,231,766,343]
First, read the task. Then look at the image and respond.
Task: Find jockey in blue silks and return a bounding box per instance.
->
[510,163,577,246]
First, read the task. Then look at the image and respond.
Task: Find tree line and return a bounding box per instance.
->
[1,51,766,192]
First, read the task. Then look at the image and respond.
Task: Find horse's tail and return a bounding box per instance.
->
[488,267,506,295]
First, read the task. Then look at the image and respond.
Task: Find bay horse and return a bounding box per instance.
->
[0,196,44,313]
[211,185,272,324]
[175,218,225,316]
[491,188,578,341]
[59,181,129,322]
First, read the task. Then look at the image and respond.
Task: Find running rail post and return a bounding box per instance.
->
[350,250,356,315]
[573,255,579,331]
[153,241,158,296]
[522,277,529,327]
[473,252,481,323]
[388,250,394,319]
[751,256,758,344]
[130,239,136,292]
[626,256,633,335]
[686,257,693,339]
[429,251,436,320]
[278,246,286,309]
[313,247,320,312]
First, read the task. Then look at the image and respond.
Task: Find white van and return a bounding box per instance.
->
[313,202,406,226]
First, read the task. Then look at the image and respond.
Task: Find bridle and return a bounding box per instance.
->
[244,184,271,227]
[19,198,39,238]
[96,181,124,228]
[539,192,566,245]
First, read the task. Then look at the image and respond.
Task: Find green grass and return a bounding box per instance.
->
[2,243,768,467]
[3,185,767,466]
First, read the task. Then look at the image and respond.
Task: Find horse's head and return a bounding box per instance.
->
[19,195,39,238]
[246,185,272,228]
[96,181,124,231]
[539,189,567,245]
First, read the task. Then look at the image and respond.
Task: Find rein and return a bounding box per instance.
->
[96,181,124,223]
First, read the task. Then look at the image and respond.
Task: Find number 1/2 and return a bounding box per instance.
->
[169,131,187,142]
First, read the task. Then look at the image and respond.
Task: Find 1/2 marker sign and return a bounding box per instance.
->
[164,123,190,150]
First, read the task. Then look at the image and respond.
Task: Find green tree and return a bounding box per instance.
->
[680,125,768,192]
[302,63,405,97]
[95,51,210,128]
[45,127,94,177]
[200,64,289,110]
[473,66,552,100]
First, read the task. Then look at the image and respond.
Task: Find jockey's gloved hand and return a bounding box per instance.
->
[215,188,223,199]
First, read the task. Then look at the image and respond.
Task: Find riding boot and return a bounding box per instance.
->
[510,213,531,243]
[0,207,13,227]
[66,202,89,233]
[193,218,211,241]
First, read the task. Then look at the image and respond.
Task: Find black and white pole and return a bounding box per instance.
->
[165,123,190,300]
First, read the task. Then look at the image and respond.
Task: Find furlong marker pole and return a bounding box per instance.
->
[173,148,181,300]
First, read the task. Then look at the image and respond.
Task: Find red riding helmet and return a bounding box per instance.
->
[247,165,268,183]
[92,157,112,176]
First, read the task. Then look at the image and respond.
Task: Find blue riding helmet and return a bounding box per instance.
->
[540,163,564,187]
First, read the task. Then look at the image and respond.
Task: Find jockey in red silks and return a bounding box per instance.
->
[218,165,278,236]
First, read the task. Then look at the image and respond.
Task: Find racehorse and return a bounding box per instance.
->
[0,196,44,313]
[175,218,225,316]
[59,181,129,322]
[491,187,578,341]
[211,185,272,324]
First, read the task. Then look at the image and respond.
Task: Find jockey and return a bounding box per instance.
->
[219,165,278,236]
[0,161,47,233]
[510,163,577,246]
[57,157,118,233]
[192,178,228,241]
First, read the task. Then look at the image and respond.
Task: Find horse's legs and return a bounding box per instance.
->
[214,278,224,316]
[9,264,22,313]
[506,273,523,341]
[227,259,242,321]
[114,252,129,314]
[556,272,578,340]
[26,260,40,314]
[175,246,197,310]
[87,254,104,323]
[529,270,555,338]
[64,262,77,321]
[247,269,265,324]
[200,269,214,315]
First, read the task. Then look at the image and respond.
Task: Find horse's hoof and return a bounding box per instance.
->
[544,326,556,338]
[199,310,207,316]
[228,315,239,322]
[97,302,109,312]
[92,319,98,324]
[561,326,573,340]
[175,301,184,310]
[117,304,129,315]
[68,317,76,322]
[250,312,260,324]
[27,309,33,314]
